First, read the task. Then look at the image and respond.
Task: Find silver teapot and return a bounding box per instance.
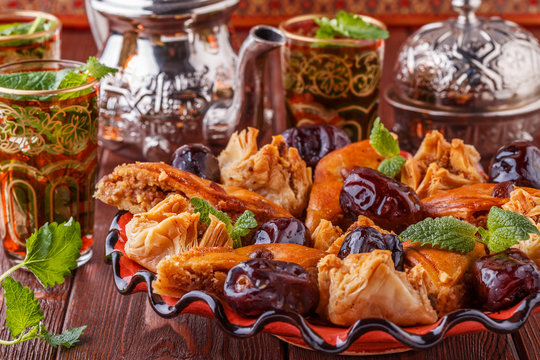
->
[87,0,285,161]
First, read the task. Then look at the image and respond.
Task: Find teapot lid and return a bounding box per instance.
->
[394,0,540,111]
[91,0,239,18]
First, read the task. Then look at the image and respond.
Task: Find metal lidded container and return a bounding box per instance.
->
[385,0,540,161]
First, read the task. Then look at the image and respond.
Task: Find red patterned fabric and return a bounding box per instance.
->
[2,0,540,28]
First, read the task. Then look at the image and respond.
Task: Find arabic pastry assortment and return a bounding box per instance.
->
[97,123,540,327]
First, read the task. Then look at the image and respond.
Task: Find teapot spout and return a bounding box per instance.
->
[204,25,286,149]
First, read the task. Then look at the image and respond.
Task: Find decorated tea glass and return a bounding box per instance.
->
[280,14,385,141]
[0,60,98,266]
[0,11,61,64]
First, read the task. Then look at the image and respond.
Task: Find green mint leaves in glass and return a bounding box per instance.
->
[0,11,60,64]
[0,57,117,266]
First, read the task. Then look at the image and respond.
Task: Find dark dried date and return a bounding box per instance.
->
[223,259,319,317]
[489,141,540,189]
[492,181,515,198]
[338,226,404,270]
[253,217,312,247]
[339,167,424,232]
[171,143,220,182]
[282,124,351,169]
[472,248,540,311]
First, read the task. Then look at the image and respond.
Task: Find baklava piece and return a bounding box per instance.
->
[94,162,292,223]
[218,128,312,218]
[502,188,540,266]
[124,194,232,272]
[317,250,437,326]
[401,130,485,199]
[153,243,326,298]
[404,242,486,315]
[423,183,506,227]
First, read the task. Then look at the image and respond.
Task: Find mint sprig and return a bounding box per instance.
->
[0,56,117,101]
[190,197,232,232]
[400,207,540,253]
[314,11,389,40]
[0,220,85,348]
[230,210,258,248]
[1,277,43,338]
[23,219,82,287]
[400,217,478,253]
[378,155,407,178]
[369,117,406,177]
[190,197,257,248]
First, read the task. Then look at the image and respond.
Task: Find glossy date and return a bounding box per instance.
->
[223,259,319,317]
[339,167,424,232]
[338,226,404,270]
[472,248,540,311]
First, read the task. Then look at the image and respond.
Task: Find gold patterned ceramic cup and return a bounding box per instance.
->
[279,14,385,141]
[0,60,98,266]
[0,11,61,64]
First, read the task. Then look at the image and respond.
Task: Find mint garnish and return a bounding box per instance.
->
[369,117,406,177]
[400,207,540,253]
[0,56,117,101]
[230,210,258,249]
[378,155,407,178]
[0,220,85,348]
[190,197,257,248]
[314,11,388,40]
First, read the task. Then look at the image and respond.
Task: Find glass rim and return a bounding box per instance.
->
[0,10,61,42]
[279,13,387,46]
[0,59,98,96]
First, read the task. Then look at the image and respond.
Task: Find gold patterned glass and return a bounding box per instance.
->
[0,60,98,266]
[280,14,385,141]
[0,11,61,64]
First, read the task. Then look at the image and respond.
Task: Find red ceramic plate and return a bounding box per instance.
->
[105,212,540,355]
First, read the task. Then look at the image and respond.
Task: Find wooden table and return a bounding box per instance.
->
[2,27,540,360]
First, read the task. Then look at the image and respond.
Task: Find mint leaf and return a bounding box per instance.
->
[0,57,117,101]
[23,219,82,288]
[58,72,89,90]
[1,277,44,338]
[400,217,478,253]
[40,325,86,348]
[0,68,74,92]
[369,118,400,157]
[0,17,48,37]
[378,155,406,178]
[190,197,233,232]
[485,207,540,253]
[83,56,117,80]
[314,11,388,40]
[230,210,258,249]
[190,198,258,248]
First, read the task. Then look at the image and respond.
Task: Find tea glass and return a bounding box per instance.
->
[280,14,385,141]
[0,60,98,266]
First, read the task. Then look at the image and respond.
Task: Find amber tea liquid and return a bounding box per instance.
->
[0,89,98,262]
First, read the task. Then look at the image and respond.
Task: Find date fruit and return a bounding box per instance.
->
[339,167,424,232]
[282,124,351,169]
[223,259,319,317]
[492,181,515,199]
[472,248,540,311]
[489,141,540,189]
[338,226,404,270]
[253,217,312,247]
[171,144,220,182]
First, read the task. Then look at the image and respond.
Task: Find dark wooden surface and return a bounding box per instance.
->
[1,26,540,360]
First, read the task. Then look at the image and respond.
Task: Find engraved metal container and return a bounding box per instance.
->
[89,0,239,161]
[385,0,540,162]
